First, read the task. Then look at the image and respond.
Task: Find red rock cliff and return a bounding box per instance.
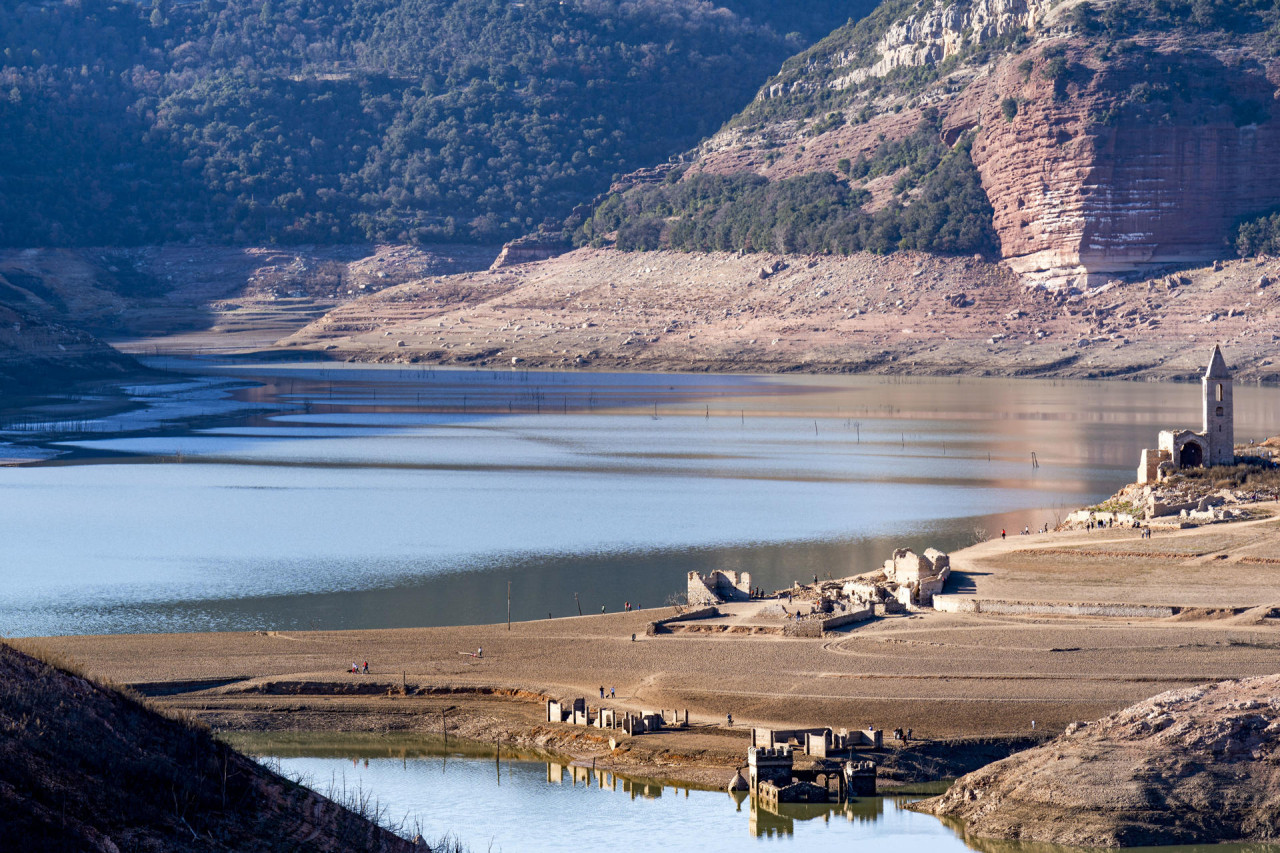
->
[973,43,1280,285]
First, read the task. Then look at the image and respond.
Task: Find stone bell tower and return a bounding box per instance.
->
[1202,344,1234,466]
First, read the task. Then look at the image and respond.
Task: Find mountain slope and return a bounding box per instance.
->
[587,0,1280,286]
[0,0,876,247]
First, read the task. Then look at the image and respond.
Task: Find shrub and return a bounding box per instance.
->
[1235,209,1280,256]
[576,123,998,257]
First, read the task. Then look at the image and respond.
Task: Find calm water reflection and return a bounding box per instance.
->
[4,361,1280,636]
[238,737,1280,853]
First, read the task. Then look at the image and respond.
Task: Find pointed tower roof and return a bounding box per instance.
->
[1204,345,1231,379]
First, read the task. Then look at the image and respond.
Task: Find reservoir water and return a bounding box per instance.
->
[9,362,1280,851]
[239,736,1280,853]
[4,360,1280,638]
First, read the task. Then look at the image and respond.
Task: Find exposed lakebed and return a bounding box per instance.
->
[5,360,1280,637]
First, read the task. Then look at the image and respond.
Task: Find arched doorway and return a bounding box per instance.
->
[1179,441,1204,468]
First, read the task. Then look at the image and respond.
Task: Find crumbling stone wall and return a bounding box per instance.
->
[687,570,752,606]
[883,548,951,607]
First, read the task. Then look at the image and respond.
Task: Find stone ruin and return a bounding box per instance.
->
[1065,491,1242,529]
[880,547,951,608]
[744,743,877,804]
[687,569,752,606]
[655,545,952,639]
[547,697,687,737]
[752,726,883,753]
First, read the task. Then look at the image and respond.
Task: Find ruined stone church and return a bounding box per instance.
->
[1137,345,1234,484]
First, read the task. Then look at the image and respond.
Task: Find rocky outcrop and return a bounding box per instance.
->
[916,675,1280,846]
[679,0,1280,286]
[848,0,1055,84]
[490,239,570,270]
[0,304,139,393]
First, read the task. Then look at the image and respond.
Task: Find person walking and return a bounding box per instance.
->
[1001,529,1006,540]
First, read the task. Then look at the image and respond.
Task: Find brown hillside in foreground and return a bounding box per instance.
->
[0,642,419,853]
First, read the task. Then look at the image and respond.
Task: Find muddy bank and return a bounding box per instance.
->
[163,680,1043,790]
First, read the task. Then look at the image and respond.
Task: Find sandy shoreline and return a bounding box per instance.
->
[24,503,1280,789]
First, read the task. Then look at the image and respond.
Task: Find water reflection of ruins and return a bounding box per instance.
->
[546,762,671,801]
[545,759,894,838]
[728,790,889,838]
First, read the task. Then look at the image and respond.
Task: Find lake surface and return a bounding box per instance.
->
[241,737,1280,853]
[4,360,1280,637]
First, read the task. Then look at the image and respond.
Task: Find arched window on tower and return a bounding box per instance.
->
[1217,383,1223,401]
[1216,406,1224,416]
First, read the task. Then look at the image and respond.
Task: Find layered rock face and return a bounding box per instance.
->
[975,45,1280,285]
[917,674,1280,846]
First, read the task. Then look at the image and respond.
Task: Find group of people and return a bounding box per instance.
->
[891,727,913,743]
[999,523,1057,539]
[349,661,369,674]
[597,686,616,699]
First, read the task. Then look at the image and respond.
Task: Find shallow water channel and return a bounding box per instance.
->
[5,360,1280,636]
[234,735,1280,853]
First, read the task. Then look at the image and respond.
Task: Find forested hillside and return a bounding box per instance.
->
[0,0,873,247]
